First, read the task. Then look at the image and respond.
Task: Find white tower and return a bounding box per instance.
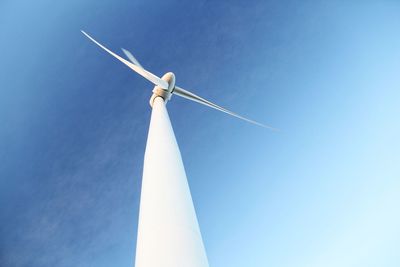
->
[135,95,209,267]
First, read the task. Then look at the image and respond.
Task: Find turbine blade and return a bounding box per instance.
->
[173,86,278,130]
[81,30,168,89]
[121,48,143,68]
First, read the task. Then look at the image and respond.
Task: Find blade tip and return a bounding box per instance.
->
[267,126,280,132]
[121,48,129,55]
[81,30,90,38]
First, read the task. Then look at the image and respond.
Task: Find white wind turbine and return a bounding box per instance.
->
[81,30,276,267]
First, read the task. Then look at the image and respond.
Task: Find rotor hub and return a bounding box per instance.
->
[150,72,176,107]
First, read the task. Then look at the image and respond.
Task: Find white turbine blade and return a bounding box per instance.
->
[81,30,168,89]
[121,48,143,68]
[173,86,278,130]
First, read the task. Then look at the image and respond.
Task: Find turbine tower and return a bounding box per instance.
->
[81,31,275,267]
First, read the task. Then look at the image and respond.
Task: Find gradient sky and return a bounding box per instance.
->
[1,1,400,267]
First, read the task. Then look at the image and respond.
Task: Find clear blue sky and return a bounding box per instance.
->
[1,1,399,267]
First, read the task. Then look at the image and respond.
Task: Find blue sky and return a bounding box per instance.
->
[1,1,400,266]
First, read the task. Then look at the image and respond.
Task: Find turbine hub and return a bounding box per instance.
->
[150,72,176,107]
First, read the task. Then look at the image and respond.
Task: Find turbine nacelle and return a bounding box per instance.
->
[150,72,175,106]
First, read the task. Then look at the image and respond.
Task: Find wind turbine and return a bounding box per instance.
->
[81,30,275,267]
